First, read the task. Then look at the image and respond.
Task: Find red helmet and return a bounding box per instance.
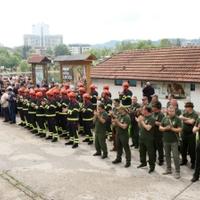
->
[53,89,60,95]
[90,84,96,90]
[18,87,25,94]
[24,88,29,94]
[46,90,54,97]
[60,88,68,95]
[34,88,40,93]
[63,83,70,89]
[36,92,43,98]
[40,87,47,93]
[78,87,86,94]
[29,89,36,96]
[103,89,110,96]
[66,89,72,94]
[103,85,109,90]
[78,82,84,88]
[83,93,91,100]
[123,81,129,88]
[68,92,76,99]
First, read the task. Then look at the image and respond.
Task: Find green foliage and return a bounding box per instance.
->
[54,44,71,56]
[175,38,181,47]
[115,40,156,52]
[46,47,54,56]
[160,39,172,48]
[18,60,30,72]
[0,47,21,68]
[90,48,113,59]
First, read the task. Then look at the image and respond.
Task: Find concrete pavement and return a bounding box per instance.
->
[0,119,200,200]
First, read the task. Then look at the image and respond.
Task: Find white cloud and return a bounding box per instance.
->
[0,0,200,47]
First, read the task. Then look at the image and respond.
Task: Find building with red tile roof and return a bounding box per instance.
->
[91,47,200,110]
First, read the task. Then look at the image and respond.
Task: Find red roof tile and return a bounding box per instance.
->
[91,47,200,83]
[28,55,51,64]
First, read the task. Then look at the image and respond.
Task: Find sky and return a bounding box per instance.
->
[0,0,200,47]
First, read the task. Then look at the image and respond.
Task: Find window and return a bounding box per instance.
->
[191,83,195,91]
[114,79,123,86]
[114,79,137,87]
[129,80,137,87]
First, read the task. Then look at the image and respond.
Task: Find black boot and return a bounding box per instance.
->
[83,138,89,142]
[65,141,73,145]
[46,136,53,140]
[137,163,147,168]
[191,176,199,182]
[124,162,131,168]
[93,152,101,156]
[112,159,121,164]
[52,138,58,142]
[40,133,46,138]
[88,141,93,145]
[72,143,78,148]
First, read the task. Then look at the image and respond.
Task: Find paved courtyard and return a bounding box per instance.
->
[0,119,200,200]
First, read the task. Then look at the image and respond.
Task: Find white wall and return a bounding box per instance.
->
[92,78,200,112]
[191,83,200,112]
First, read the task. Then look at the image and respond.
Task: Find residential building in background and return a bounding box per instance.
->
[24,23,63,50]
[68,44,91,55]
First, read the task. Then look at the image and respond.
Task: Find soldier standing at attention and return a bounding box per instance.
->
[159,106,182,179]
[152,102,165,166]
[129,96,141,148]
[136,106,156,173]
[112,106,131,168]
[93,103,108,159]
[109,98,121,151]
[170,99,182,116]
[180,102,198,169]
[101,89,112,140]
[119,82,133,108]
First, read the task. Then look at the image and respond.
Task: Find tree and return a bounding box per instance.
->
[54,44,71,56]
[136,40,155,49]
[116,41,136,51]
[175,38,181,47]
[0,47,21,69]
[46,47,54,56]
[160,39,172,48]
[18,60,30,72]
[90,48,113,59]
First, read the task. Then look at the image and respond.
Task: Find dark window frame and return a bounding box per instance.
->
[114,79,137,87]
[190,83,195,91]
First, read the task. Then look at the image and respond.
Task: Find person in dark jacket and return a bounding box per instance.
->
[7,86,16,124]
[142,82,155,103]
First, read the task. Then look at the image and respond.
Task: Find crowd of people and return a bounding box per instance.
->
[0,75,200,182]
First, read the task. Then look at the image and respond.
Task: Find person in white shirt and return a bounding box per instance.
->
[0,89,9,122]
